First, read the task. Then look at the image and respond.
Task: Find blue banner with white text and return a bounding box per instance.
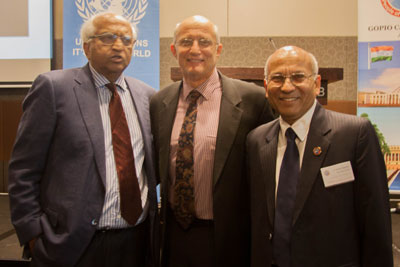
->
[63,0,159,90]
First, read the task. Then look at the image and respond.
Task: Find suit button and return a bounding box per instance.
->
[268,233,272,240]
[91,219,98,226]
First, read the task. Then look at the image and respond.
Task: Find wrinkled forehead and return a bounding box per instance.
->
[93,15,132,33]
[268,50,313,74]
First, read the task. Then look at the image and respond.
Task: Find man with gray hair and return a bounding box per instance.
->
[150,15,275,267]
[247,45,393,267]
[8,12,159,267]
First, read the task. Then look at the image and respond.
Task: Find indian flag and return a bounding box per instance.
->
[370,46,394,63]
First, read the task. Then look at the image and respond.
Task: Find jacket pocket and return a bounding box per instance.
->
[44,207,59,228]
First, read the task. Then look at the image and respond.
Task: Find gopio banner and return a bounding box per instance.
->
[358,0,400,194]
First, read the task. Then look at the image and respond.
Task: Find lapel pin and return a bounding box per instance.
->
[313,146,322,156]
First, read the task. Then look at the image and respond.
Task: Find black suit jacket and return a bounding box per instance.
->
[150,73,275,267]
[246,103,393,267]
[8,64,159,267]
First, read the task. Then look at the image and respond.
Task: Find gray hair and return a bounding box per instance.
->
[80,12,137,44]
[264,47,319,79]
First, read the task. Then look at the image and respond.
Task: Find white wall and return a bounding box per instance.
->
[160,0,357,37]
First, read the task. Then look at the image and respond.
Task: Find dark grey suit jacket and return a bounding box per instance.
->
[247,103,393,267]
[8,64,159,267]
[150,73,275,267]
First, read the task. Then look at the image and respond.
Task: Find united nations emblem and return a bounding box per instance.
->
[380,0,400,17]
[75,0,148,25]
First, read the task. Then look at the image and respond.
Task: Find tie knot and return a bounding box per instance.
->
[285,127,297,141]
[188,90,202,104]
[106,83,117,94]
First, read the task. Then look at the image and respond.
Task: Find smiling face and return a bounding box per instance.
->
[171,16,222,88]
[83,14,133,82]
[264,46,321,125]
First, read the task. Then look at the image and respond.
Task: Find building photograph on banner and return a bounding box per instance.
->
[358,42,400,193]
[358,0,400,194]
[63,0,160,89]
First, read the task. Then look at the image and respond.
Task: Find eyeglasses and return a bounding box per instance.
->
[176,38,214,48]
[267,73,316,87]
[89,32,135,47]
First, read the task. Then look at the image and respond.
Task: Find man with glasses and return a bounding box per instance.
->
[8,12,158,267]
[150,15,275,267]
[247,45,393,267]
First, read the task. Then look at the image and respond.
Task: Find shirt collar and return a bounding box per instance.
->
[89,64,127,91]
[279,99,317,142]
[182,68,220,101]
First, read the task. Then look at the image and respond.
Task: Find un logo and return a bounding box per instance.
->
[75,0,148,25]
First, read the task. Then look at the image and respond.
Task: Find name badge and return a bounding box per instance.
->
[320,161,355,188]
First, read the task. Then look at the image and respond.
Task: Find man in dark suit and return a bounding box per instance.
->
[247,45,393,267]
[150,15,275,267]
[8,12,158,267]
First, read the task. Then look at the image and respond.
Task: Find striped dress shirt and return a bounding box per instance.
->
[169,68,221,220]
[89,65,149,229]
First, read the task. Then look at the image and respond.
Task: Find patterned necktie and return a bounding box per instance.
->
[106,83,142,225]
[273,127,300,267]
[173,90,202,229]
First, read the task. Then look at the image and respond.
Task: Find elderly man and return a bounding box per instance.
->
[247,45,393,267]
[150,15,275,267]
[8,12,158,267]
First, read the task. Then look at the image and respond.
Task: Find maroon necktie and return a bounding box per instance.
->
[106,83,142,225]
[173,90,202,229]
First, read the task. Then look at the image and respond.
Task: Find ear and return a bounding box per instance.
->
[216,43,223,56]
[170,43,177,58]
[264,79,269,97]
[83,42,90,59]
[314,75,321,96]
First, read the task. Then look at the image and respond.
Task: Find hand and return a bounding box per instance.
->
[28,238,37,254]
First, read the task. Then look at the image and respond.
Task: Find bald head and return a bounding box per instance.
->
[263,45,321,125]
[173,15,220,44]
[170,15,223,88]
[264,46,318,79]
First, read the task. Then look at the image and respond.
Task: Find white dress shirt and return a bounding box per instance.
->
[275,100,317,197]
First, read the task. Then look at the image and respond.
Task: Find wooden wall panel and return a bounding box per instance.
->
[0,89,25,193]
[1,100,23,192]
[3,101,23,161]
[0,100,3,192]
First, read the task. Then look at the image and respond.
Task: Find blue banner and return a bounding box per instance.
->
[63,0,159,90]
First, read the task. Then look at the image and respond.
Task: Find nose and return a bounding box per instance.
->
[111,37,124,49]
[280,77,295,92]
[189,40,201,54]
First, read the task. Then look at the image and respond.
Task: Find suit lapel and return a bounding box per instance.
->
[73,65,107,187]
[125,78,156,191]
[125,77,151,155]
[126,77,149,136]
[159,83,181,186]
[213,75,243,186]
[261,121,280,226]
[292,104,331,225]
